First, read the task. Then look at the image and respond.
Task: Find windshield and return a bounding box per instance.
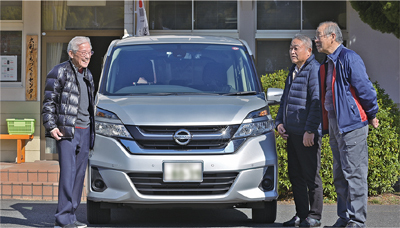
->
[100,43,259,95]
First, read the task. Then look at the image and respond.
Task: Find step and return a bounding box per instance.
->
[0,168,59,183]
[1,181,59,200]
[0,161,86,201]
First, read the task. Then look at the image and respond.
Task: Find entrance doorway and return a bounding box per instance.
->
[40,31,121,160]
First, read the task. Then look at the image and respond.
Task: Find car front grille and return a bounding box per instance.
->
[128,172,238,195]
[124,125,239,150]
[136,139,228,150]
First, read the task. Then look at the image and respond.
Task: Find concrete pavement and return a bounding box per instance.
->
[0,199,399,227]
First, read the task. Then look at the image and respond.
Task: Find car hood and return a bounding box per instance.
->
[96,94,267,126]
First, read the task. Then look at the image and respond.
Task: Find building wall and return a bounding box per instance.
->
[0,1,41,162]
[347,3,400,106]
[0,102,41,162]
[238,0,256,54]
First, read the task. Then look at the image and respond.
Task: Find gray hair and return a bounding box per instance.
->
[319,21,343,44]
[67,36,92,53]
[292,34,312,50]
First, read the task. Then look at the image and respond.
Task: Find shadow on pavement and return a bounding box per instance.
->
[1,201,285,227]
[1,201,59,227]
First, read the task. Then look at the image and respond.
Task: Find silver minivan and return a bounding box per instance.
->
[87,35,283,224]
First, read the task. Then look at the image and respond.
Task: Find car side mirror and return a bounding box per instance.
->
[267,88,283,106]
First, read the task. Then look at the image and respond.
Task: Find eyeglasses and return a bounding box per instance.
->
[313,33,331,41]
[75,50,94,57]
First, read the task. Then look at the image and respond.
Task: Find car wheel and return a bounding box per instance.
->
[252,200,277,223]
[87,199,111,224]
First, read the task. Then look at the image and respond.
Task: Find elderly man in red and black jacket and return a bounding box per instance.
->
[275,34,323,227]
[315,21,379,228]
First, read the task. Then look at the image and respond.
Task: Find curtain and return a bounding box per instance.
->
[43,1,68,154]
[42,1,68,30]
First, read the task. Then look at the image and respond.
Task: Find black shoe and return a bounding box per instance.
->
[299,217,321,227]
[74,221,87,228]
[54,223,78,228]
[345,222,365,228]
[323,219,349,228]
[283,216,301,227]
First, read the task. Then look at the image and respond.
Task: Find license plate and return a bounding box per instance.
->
[163,161,203,182]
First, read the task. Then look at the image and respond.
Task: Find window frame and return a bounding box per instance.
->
[0,3,24,87]
[255,0,348,40]
[149,0,239,38]
[255,0,347,32]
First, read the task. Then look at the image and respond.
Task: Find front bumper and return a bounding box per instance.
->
[87,131,278,206]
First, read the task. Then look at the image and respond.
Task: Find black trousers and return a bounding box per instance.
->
[287,133,323,220]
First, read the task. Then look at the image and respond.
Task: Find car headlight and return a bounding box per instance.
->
[233,107,274,138]
[95,107,132,139]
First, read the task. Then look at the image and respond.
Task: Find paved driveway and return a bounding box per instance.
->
[1,200,399,227]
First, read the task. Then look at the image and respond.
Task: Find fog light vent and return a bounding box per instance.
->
[91,166,107,192]
[259,166,275,192]
[261,178,273,190]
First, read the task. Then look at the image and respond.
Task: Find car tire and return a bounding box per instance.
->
[252,200,277,223]
[87,199,111,224]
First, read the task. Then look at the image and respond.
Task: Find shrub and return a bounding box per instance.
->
[261,69,400,200]
[368,82,400,195]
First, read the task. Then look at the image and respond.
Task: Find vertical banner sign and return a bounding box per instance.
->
[26,35,38,101]
[136,0,150,36]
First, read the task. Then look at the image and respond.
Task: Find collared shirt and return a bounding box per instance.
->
[293,65,302,80]
[71,60,86,75]
[325,58,335,118]
[324,44,341,119]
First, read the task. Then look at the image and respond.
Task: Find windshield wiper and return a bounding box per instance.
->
[150,92,219,96]
[147,93,177,96]
[222,91,257,96]
[177,92,219,95]
[123,93,177,96]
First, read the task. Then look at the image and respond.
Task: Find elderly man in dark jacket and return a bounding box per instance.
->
[42,36,95,228]
[275,34,323,227]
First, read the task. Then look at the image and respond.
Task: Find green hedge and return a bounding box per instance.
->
[261,69,400,200]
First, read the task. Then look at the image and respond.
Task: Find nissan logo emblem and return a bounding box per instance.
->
[173,129,192,145]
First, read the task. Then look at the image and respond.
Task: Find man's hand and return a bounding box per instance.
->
[369,117,379,129]
[277,124,289,140]
[303,131,314,147]
[50,128,63,141]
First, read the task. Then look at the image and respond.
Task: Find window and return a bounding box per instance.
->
[0,31,22,82]
[303,1,346,29]
[101,43,257,95]
[41,1,124,30]
[256,40,328,76]
[257,1,346,30]
[0,1,22,20]
[194,1,237,29]
[149,0,237,31]
[256,40,292,75]
[257,1,300,30]
[256,0,346,76]
[149,1,192,30]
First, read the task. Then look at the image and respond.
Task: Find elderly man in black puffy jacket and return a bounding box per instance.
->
[275,34,323,227]
[42,36,95,228]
